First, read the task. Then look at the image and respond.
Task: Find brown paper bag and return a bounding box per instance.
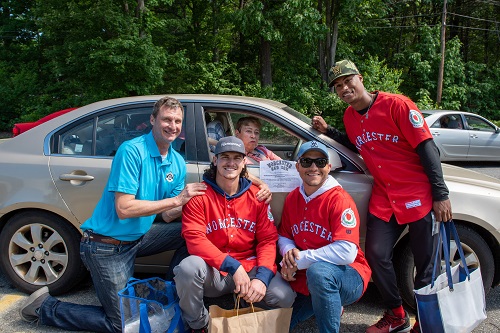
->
[208,300,292,333]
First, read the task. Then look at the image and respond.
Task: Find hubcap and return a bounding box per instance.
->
[8,224,69,285]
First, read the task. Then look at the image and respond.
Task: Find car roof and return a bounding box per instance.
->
[422,110,479,117]
[1,94,305,153]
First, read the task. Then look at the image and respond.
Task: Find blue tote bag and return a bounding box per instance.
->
[118,277,185,333]
[414,221,486,333]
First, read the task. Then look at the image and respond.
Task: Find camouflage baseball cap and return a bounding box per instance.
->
[327,60,360,87]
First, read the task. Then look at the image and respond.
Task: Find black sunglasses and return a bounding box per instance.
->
[299,157,329,168]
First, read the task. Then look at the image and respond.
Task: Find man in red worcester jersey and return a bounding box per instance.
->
[173,136,295,333]
[312,60,452,333]
[278,140,371,333]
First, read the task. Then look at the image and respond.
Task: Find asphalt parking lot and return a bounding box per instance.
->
[1,270,499,332]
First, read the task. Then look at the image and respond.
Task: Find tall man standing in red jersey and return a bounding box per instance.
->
[279,141,371,333]
[312,60,452,333]
[174,136,295,333]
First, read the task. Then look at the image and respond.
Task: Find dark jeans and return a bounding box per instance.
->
[38,222,185,333]
[365,211,437,309]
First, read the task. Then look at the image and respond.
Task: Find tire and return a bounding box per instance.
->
[395,223,494,309]
[0,211,88,295]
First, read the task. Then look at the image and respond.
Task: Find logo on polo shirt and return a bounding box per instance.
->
[165,172,174,182]
[341,208,357,228]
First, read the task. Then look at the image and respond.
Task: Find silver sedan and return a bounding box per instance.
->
[424,110,500,161]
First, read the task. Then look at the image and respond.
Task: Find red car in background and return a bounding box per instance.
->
[12,108,77,137]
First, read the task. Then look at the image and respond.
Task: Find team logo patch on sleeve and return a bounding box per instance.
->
[341,208,357,228]
[409,110,424,128]
[267,205,274,222]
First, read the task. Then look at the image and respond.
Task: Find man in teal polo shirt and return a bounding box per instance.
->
[19,96,207,332]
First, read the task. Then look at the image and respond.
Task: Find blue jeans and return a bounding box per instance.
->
[38,222,185,333]
[290,262,364,333]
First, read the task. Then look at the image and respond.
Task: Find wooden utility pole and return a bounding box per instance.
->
[437,0,447,105]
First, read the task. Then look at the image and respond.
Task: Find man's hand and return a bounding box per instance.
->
[433,199,452,222]
[241,279,267,303]
[256,183,272,204]
[280,265,298,282]
[281,248,300,269]
[232,266,251,296]
[312,116,328,134]
[176,182,207,206]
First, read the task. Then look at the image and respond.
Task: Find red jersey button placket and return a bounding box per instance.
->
[227,209,234,242]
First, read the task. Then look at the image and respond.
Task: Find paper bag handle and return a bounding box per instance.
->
[234,295,255,316]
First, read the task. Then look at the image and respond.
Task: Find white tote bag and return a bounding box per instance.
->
[414,221,486,333]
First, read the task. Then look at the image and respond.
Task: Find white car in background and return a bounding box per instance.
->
[424,110,500,161]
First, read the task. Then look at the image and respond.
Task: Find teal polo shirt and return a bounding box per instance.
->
[81,131,186,241]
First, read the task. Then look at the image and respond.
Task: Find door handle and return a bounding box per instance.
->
[59,174,95,182]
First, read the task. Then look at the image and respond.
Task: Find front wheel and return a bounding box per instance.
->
[395,223,494,309]
[0,211,88,295]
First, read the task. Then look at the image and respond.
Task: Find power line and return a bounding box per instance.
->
[367,14,439,21]
[474,0,500,6]
[448,12,499,24]
[447,24,500,32]
[365,25,439,29]
[365,24,499,33]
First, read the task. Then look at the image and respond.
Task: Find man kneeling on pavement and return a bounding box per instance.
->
[278,140,372,333]
[174,136,295,333]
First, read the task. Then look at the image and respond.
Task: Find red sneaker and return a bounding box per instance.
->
[410,322,421,333]
[366,310,410,333]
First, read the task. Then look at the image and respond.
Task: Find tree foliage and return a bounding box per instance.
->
[0,0,498,131]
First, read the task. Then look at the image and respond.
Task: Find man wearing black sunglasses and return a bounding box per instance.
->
[277,141,372,333]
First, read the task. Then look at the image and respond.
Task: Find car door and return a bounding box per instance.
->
[464,115,500,160]
[430,114,470,159]
[48,102,201,225]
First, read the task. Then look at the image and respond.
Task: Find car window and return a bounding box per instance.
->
[56,107,186,159]
[95,111,152,156]
[198,106,355,173]
[229,112,300,161]
[59,119,95,155]
[437,114,463,129]
[465,115,496,132]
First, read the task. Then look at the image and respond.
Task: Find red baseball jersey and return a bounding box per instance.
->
[182,182,278,275]
[343,92,433,224]
[278,185,371,296]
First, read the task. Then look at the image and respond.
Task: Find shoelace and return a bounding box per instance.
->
[375,313,396,328]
